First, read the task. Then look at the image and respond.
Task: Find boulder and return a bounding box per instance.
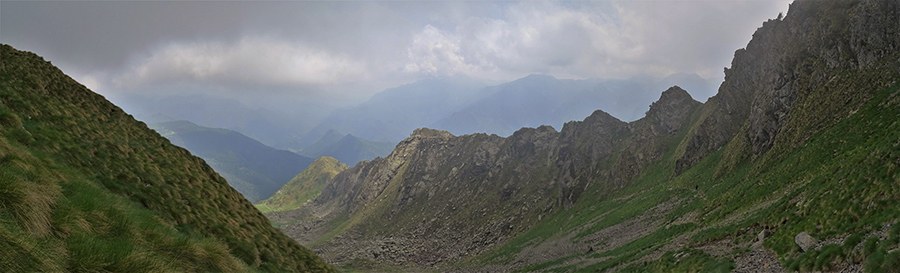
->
[795,232,818,252]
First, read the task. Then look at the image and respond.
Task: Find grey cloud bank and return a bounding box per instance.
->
[1,0,791,122]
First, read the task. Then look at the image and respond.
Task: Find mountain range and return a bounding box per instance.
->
[297,77,489,146]
[305,73,717,145]
[266,0,900,271]
[147,120,314,202]
[298,129,396,167]
[109,92,323,150]
[429,72,716,137]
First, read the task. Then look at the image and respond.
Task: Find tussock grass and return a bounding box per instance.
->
[0,44,335,272]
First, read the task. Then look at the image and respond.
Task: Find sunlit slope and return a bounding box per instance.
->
[257,156,348,213]
[0,44,335,272]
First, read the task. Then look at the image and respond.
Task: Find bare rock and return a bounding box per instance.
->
[795,232,818,252]
[758,229,770,243]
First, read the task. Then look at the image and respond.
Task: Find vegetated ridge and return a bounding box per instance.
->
[0,44,334,272]
[269,0,900,271]
[148,120,314,202]
[256,156,349,213]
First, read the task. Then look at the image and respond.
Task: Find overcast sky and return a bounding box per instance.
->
[1,0,791,108]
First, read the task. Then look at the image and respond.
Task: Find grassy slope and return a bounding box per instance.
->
[0,44,335,272]
[257,156,348,213]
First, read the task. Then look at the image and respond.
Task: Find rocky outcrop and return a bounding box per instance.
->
[676,0,900,174]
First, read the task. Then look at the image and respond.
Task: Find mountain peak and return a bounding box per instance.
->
[409,128,454,139]
[310,156,344,167]
[640,86,702,135]
[657,86,695,105]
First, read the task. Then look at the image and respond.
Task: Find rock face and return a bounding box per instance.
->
[676,0,900,174]
[795,232,818,252]
[282,88,702,266]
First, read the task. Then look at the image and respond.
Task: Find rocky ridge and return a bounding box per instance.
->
[279,87,701,266]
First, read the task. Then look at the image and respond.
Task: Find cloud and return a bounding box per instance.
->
[403,25,483,76]
[115,38,367,88]
[401,0,791,81]
[400,1,648,80]
[2,0,792,102]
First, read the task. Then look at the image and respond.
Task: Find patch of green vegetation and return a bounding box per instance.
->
[0,44,334,272]
[578,224,697,272]
[256,156,348,213]
[620,249,734,273]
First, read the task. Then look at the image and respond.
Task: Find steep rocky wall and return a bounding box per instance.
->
[676,0,900,174]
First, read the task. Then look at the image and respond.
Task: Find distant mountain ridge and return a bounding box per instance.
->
[299,130,395,167]
[304,73,715,147]
[148,120,314,202]
[298,78,487,146]
[429,73,716,137]
[110,92,323,150]
[300,134,397,165]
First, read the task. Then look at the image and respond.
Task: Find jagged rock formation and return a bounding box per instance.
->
[277,87,702,266]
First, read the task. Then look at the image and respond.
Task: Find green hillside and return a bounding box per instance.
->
[148,120,314,202]
[256,156,349,213]
[0,44,334,272]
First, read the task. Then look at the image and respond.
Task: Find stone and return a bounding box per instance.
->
[751,241,764,251]
[795,232,818,252]
[758,229,770,242]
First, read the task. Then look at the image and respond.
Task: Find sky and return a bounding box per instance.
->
[1,0,792,109]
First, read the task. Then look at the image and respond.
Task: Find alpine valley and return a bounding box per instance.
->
[2,0,900,272]
[265,0,900,272]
